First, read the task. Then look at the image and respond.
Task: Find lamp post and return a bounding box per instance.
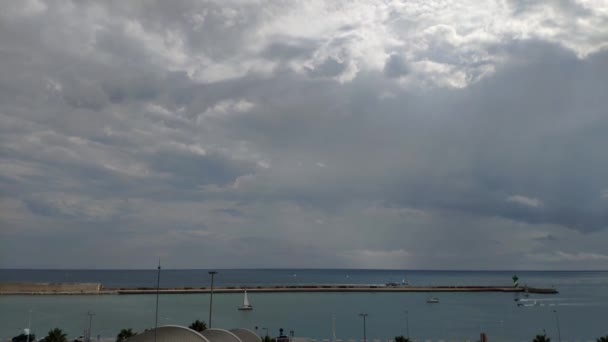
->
[332,315,336,342]
[26,310,32,342]
[404,310,409,339]
[358,313,368,342]
[208,271,218,328]
[86,311,95,342]
[154,259,161,342]
[553,310,562,342]
[499,320,504,342]
[263,327,269,339]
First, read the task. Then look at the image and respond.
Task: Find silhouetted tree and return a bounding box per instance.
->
[395,335,411,342]
[116,328,137,342]
[263,336,276,342]
[596,336,608,342]
[45,328,68,342]
[533,334,550,342]
[189,320,208,332]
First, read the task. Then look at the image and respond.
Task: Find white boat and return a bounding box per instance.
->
[426,297,439,303]
[238,290,253,311]
[517,300,537,307]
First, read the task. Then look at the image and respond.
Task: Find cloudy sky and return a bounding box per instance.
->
[1,0,608,269]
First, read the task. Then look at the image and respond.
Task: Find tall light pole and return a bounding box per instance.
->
[404,310,409,339]
[154,259,161,342]
[86,311,95,342]
[208,271,218,328]
[26,309,32,342]
[332,314,336,342]
[553,310,562,342]
[358,313,368,342]
[262,327,269,339]
[499,320,504,342]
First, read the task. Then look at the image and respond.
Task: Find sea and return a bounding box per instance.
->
[1,269,607,342]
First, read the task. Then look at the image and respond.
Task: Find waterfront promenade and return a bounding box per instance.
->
[0,282,558,295]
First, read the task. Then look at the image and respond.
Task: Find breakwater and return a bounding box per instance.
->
[0,282,558,295]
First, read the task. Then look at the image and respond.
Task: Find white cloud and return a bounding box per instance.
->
[506,195,544,208]
[249,0,608,87]
[197,99,255,123]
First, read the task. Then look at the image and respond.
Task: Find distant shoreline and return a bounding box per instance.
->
[1,268,606,271]
[0,282,558,295]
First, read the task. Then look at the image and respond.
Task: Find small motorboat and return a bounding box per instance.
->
[426,297,439,303]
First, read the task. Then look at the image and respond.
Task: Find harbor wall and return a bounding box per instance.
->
[0,283,557,295]
[0,282,102,295]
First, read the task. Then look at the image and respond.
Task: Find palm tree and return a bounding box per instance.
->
[533,334,550,342]
[189,320,207,332]
[596,336,608,342]
[44,328,68,342]
[395,335,411,342]
[116,328,137,342]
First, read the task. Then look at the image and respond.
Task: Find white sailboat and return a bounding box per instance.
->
[238,290,253,311]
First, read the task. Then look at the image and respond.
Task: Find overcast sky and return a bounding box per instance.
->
[1,0,608,269]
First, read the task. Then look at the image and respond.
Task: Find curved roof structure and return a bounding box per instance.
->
[126,325,211,342]
[229,328,262,342]
[201,328,243,342]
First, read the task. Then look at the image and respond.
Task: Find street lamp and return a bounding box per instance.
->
[154,259,161,342]
[86,311,95,342]
[553,310,562,342]
[404,310,409,339]
[358,313,368,342]
[208,271,218,328]
[262,327,269,339]
[26,310,32,342]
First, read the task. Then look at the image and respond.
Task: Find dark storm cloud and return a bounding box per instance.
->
[306,58,347,78]
[203,41,608,233]
[1,0,608,268]
[383,54,410,78]
[261,39,319,60]
[148,150,256,188]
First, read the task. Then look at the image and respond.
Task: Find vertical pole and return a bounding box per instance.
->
[332,315,336,342]
[154,259,161,342]
[86,311,95,342]
[405,310,409,339]
[26,310,32,342]
[363,315,367,342]
[500,320,504,342]
[208,271,218,328]
[359,314,368,342]
[553,310,562,342]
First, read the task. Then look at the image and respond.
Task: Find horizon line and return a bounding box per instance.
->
[1,267,607,272]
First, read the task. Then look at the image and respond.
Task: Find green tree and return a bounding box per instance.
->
[596,336,608,342]
[395,335,411,342]
[44,328,68,342]
[116,328,137,342]
[533,334,550,342]
[188,320,207,332]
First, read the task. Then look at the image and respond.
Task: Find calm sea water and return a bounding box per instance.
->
[1,269,607,341]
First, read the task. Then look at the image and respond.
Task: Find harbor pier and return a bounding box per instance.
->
[0,283,558,295]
